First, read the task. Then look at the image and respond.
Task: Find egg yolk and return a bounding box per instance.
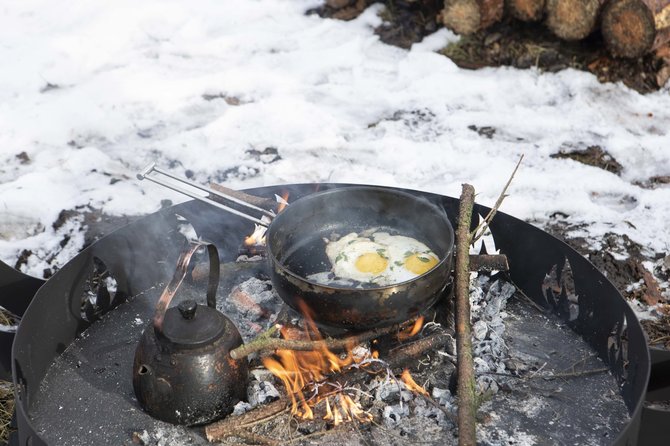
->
[404,254,438,275]
[355,252,388,274]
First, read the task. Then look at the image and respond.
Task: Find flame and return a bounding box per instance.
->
[262,301,430,426]
[243,193,288,246]
[397,316,424,341]
[400,369,429,397]
[276,191,290,213]
[262,302,374,425]
[244,224,267,246]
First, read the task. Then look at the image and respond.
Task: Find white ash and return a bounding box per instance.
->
[236,254,264,262]
[218,276,282,340]
[370,378,413,403]
[247,380,280,407]
[477,426,538,446]
[413,397,448,425]
[134,426,207,446]
[250,368,275,382]
[473,320,488,340]
[382,403,410,426]
[469,277,517,392]
[517,394,547,418]
[372,275,515,432]
[431,387,455,408]
[234,277,276,305]
[232,401,253,416]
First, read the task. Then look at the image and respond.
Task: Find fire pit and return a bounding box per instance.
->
[10,183,649,445]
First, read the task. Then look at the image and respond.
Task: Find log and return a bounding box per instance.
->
[602,0,670,57]
[440,0,504,35]
[545,0,606,40]
[506,0,545,22]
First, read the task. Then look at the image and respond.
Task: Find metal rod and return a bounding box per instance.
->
[137,163,270,227]
[151,166,274,218]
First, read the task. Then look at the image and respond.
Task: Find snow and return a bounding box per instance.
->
[1,0,669,285]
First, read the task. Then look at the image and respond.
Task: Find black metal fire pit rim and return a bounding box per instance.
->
[9,182,651,446]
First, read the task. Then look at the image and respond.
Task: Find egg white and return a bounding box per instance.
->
[323,231,440,286]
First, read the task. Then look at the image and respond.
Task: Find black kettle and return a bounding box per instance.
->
[133,241,248,425]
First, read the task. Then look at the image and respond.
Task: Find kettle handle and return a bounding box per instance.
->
[152,240,220,334]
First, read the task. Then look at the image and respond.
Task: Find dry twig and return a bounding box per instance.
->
[471,155,524,244]
[230,320,416,359]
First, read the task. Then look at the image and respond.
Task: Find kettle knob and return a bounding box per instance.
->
[178,300,197,320]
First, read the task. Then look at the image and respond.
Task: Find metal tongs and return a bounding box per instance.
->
[137,162,277,227]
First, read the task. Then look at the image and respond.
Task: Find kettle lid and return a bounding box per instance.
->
[160,299,226,349]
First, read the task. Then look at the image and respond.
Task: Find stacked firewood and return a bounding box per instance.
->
[439,0,670,58]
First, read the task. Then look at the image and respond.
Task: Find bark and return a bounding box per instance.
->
[455,184,477,446]
[602,0,670,57]
[229,320,416,359]
[506,0,545,22]
[545,0,607,40]
[440,0,504,35]
[205,399,288,442]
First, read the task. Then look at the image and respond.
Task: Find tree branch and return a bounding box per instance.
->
[471,155,524,244]
[455,184,477,446]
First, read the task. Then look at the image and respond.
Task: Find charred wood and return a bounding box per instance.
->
[440,0,504,35]
[469,254,509,272]
[602,0,670,57]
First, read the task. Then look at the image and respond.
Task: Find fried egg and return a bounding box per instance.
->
[323,231,440,286]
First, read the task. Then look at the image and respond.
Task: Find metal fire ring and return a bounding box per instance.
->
[8,183,652,445]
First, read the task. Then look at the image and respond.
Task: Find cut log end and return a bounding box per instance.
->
[602,0,657,58]
[545,0,604,40]
[507,0,545,22]
[441,0,482,35]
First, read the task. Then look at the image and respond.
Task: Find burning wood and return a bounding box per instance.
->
[260,303,429,426]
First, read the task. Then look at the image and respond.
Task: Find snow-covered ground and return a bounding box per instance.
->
[1,0,669,306]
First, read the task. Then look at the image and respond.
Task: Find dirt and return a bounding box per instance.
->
[550,145,623,175]
[309,0,670,94]
[536,217,670,349]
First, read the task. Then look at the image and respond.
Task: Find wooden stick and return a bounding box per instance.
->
[387,332,455,364]
[506,0,545,21]
[471,155,523,244]
[440,0,504,35]
[602,0,670,58]
[545,0,606,41]
[455,184,477,446]
[205,399,288,442]
[229,322,411,359]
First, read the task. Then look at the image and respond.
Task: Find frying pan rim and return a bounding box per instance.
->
[265,185,455,291]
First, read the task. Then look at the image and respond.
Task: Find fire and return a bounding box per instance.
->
[400,369,429,397]
[262,303,428,426]
[397,316,424,341]
[276,191,290,213]
[244,223,268,246]
[262,304,368,424]
[243,192,289,246]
